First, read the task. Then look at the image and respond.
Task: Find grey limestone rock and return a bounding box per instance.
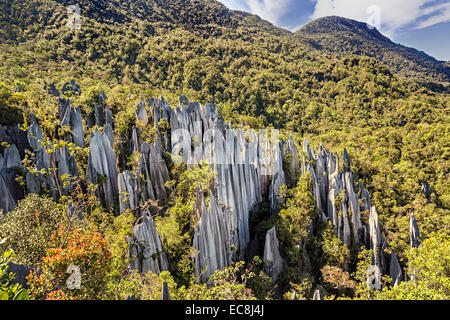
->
[138,137,170,202]
[389,250,402,287]
[284,135,300,187]
[129,210,169,275]
[7,263,32,289]
[86,125,119,210]
[0,144,23,214]
[70,107,84,147]
[161,282,171,300]
[369,206,383,269]
[263,227,284,283]
[193,193,231,282]
[410,212,421,248]
[118,170,139,214]
[421,181,431,202]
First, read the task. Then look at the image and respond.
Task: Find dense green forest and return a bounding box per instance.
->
[296,16,450,83]
[0,0,448,300]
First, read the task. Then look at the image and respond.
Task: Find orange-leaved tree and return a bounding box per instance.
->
[27,226,112,300]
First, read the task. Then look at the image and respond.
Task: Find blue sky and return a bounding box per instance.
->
[219,0,450,61]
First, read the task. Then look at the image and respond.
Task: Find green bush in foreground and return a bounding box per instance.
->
[0,194,66,268]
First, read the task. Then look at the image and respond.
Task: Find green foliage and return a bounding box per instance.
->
[0,0,448,301]
[320,222,350,269]
[104,270,177,300]
[0,194,68,268]
[156,162,215,285]
[296,16,450,82]
[0,82,24,126]
[277,173,316,264]
[375,233,450,300]
[0,238,30,300]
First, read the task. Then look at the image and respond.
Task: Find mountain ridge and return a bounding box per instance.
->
[295,16,450,82]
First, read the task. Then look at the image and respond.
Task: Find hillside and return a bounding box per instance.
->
[0,0,448,301]
[295,16,450,82]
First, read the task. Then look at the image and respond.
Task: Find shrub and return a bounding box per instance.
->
[27,227,112,300]
[320,222,350,269]
[0,194,66,268]
[375,232,450,300]
[105,270,178,300]
[321,265,356,297]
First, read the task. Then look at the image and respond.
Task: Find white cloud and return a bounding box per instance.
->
[311,0,450,33]
[219,0,294,25]
[246,0,294,25]
[414,2,450,29]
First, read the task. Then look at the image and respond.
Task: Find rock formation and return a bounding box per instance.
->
[263,227,284,283]
[129,210,169,275]
[369,206,382,270]
[193,192,231,282]
[389,250,402,287]
[86,125,119,211]
[0,82,427,292]
[0,144,22,214]
[161,282,171,300]
[410,212,421,248]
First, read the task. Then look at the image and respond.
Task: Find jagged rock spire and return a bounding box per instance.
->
[389,250,402,287]
[263,227,284,283]
[0,144,22,214]
[421,181,431,202]
[86,125,119,211]
[161,282,171,300]
[312,289,323,300]
[129,210,169,275]
[369,206,382,269]
[410,212,421,248]
[193,193,231,282]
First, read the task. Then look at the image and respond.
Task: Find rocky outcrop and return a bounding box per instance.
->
[137,137,170,202]
[301,139,362,246]
[0,125,29,158]
[421,181,431,202]
[410,212,421,248]
[0,144,22,214]
[369,206,383,271]
[129,210,169,275]
[70,107,85,147]
[269,143,286,213]
[193,192,231,282]
[389,250,402,287]
[118,170,139,214]
[263,227,284,283]
[0,83,427,291]
[86,125,119,211]
[161,282,171,300]
[6,263,32,289]
[284,135,300,187]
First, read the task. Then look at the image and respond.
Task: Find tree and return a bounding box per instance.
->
[0,194,68,268]
[27,227,112,300]
[375,232,450,300]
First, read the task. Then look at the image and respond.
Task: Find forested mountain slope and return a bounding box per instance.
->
[295,16,450,83]
[0,0,448,300]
